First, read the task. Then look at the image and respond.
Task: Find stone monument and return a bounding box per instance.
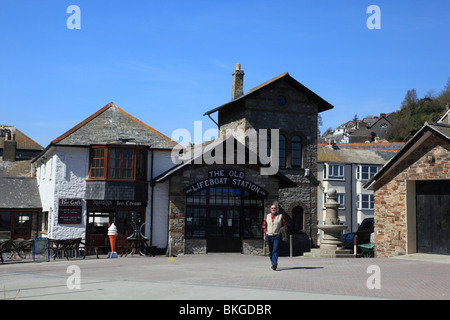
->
[304,188,354,258]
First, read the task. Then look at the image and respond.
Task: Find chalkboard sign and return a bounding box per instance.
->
[58,198,82,224]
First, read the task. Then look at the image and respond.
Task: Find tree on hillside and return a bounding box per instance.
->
[386,80,450,142]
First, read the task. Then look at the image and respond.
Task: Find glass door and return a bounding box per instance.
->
[207,208,241,252]
[87,211,114,253]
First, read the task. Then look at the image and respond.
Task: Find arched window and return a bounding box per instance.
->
[291,136,302,167]
[279,135,286,168]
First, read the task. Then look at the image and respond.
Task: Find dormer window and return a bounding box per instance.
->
[89,146,147,181]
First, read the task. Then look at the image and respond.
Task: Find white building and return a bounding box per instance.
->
[32,103,177,252]
[317,142,403,239]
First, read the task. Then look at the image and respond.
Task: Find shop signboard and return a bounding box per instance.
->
[58,198,83,224]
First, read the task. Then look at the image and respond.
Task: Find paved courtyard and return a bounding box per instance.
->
[1,253,449,300]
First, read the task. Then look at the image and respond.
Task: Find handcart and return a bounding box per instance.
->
[358,243,374,257]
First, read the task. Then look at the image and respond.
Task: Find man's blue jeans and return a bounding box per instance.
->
[266,234,280,265]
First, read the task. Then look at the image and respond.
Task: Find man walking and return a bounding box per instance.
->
[263,203,287,270]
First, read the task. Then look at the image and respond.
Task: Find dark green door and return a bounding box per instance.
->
[416,180,450,255]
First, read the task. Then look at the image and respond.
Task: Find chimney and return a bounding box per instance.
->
[3,132,16,161]
[231,63,244,100]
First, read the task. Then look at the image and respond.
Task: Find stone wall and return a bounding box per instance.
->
[242,239,265,255]
[185,239,207,254]
[216,80,320,247]
[373,136,450,257]
[167,164,281,254]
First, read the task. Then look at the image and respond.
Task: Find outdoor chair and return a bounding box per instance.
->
[16,239,33,259]
[49,239,66,260]
[63,238,82,259]
[78,239,100,259]
[0,240,17,263]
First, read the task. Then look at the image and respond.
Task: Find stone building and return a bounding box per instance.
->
[0,125,43,162]
[0,177,42,240]
[365,121,450,257]
[0,126,43,240]
[156,64,334,254]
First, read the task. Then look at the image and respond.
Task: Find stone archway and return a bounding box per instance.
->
[287,201,308,234]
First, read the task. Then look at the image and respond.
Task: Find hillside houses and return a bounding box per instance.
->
[325,113,395,143]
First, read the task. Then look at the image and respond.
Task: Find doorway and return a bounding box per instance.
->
[185,187,265,253]
[12,212,32,240]
[416,180,450,255]
[207,208,241,252]
[292,206,304,233]
[86,209,145,253]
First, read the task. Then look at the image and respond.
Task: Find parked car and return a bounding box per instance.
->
[341,218,374,249]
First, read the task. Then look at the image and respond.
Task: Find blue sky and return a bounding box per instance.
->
[1,0,449,147]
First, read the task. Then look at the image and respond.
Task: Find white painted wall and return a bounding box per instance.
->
[35,145,176,251]
[147,150,175,249]
[36,147,89,239]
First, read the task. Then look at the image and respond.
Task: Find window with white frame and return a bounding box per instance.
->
[356,165,379,181]
[324,193,345,209]
[324,164,345,180]
[358,194,374,210]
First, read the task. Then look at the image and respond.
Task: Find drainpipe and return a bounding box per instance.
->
[150,150,154,246]
[350,164,353,233]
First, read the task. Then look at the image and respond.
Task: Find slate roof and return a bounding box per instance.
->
[51,102,176,148]
[0,160,33,177]
[203,72,334,116]
[318,144,401,165]
[0,127,43,151]
[33,103,178,163]
[364,122,450,190]
[0,177,42,209]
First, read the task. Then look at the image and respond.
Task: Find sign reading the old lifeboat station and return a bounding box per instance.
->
[183,169,268,197]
